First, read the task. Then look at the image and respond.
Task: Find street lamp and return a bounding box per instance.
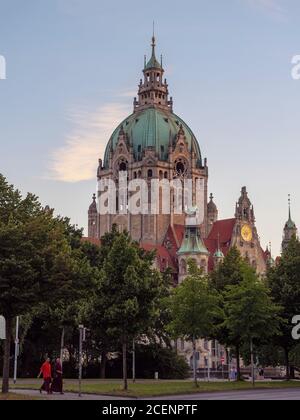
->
[78,325,89,397]
[13,316,20,384]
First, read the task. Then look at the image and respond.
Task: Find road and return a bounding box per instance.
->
[13,388,300,400]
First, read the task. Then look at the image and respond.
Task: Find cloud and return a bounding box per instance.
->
[48,101,132,183]
[245,0,286,18]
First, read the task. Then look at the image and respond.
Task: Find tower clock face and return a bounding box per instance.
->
[241,224,253,242]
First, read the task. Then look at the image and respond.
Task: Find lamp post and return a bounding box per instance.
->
[13,316,20,384]
[78,325,84,397]
[132,339,136,383]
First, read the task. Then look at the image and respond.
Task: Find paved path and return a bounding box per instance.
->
[13,389,132,400]
[13,388,300,400]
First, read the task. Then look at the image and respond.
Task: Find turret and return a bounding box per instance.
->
[177,207,210,283]
[134,33,173,112]
[213,234,224,268]
[282,195,298,252]
[88,193,98,239]
[207,193,218,235]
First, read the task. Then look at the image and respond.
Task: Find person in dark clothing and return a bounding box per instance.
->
[51,358,63,394]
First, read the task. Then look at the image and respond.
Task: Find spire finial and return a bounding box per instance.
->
[288,194,292,220]
[210,193,214,201]
[217,232,220,250]
[151,22,156,55]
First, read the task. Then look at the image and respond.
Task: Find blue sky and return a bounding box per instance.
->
[0,0,300,256]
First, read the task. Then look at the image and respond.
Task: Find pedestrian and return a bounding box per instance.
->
[38,357,52,394]
[51,357,64,394]
[259,368,265,380]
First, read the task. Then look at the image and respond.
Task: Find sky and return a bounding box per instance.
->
[0,0,300,256]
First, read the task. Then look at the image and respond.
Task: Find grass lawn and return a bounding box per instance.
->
[11,379,300,398]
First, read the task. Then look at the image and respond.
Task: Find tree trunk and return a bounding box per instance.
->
[236,345,241,381]
[192,338,198,387]
[122,341,128,391]
[100,351,107,379]
[285,347,290,381]
[250,338,255,388]
[2,317,12,394]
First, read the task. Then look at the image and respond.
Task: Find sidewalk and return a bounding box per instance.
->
[12,389,133,400]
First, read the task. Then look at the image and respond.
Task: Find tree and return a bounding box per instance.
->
[210,247,257,380]
[267,236,300,379]
[224,272,281,385]
[211,247,246,290]
[168,260,222,386]
[0,175,92,393]
[94,229,165,390]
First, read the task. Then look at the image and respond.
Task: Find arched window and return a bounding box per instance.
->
[148,169,153,178]
[119,162,127,172]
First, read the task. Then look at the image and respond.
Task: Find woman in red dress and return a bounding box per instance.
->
[38,358,52,394]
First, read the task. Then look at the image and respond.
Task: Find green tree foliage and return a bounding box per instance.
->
[224,272,281,383]
[267,235,300,379]
[168,260,222,386]
[211,247,246,291]
[86,228,166,390]
[0,174,92,393]
[210,247,253,379]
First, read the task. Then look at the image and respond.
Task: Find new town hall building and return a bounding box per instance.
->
[86,36,298,370]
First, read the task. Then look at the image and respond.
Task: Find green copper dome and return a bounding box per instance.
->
[103,108,202,169]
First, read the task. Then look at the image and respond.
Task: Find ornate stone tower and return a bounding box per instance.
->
[88,194,98,239]
[177,208,210,283]
[231,187,266,274]
[91,35,208,245]
[207,193,218,235]
[282,195,298,252]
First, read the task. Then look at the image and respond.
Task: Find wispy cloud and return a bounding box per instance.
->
[245,0,286,19]
[48,101,132,183]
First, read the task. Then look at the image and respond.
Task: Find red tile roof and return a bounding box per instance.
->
[205,219,236,271]
[83,218,237,273]
[141,243,176,270]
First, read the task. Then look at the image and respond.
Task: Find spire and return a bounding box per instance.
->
[135,29,172,112]
[282,194,297,252]
[89,193,97,213]
[286,194,296,229]
[151,21,156,57]
[145,30,162,70]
